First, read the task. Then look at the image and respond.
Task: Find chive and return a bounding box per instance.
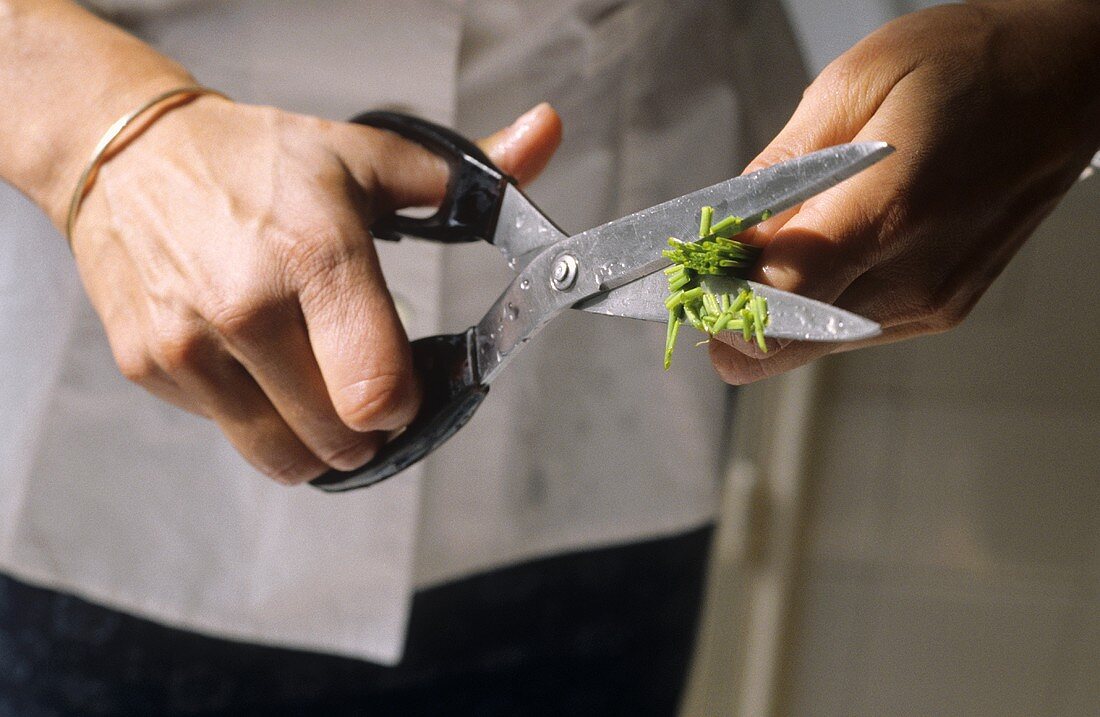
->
[699,206,714,238]
[710,215,744,238]
[702,292,720,316]
[664,311,679,370]
[709,215,738,235]
[661,205,771,367]
[683,304,704,330]
[729,289,750,314]
[760,209,773,221]
[752,296,768,351]
[680,287,705,303]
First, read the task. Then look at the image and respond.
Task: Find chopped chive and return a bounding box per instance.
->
[729,289,750,314]
[699,206,714,238]
[760,209,773,221]
[680,287,705,303]
[712,311,733,333]
[709,215,739,235]
[752,296,768,351]
[664,310,680,370]
[661,205,770,368]
[683,304,704,331]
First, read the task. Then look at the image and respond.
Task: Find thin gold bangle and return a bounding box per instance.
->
[65,85,229,245]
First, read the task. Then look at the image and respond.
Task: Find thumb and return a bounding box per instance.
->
[332,103,562,216]
[477,102,563,186]
[742,46,907,305]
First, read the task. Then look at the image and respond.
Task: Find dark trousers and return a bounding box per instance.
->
[0,526,712,716]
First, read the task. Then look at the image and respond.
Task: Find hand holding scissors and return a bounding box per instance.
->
[312,111,892,492]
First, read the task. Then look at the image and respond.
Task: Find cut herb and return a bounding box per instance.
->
[662,206,770,369]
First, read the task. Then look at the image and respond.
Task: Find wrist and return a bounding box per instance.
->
[41,71,200,230]
[0,0,196,227]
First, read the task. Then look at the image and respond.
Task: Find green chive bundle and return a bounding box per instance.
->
[662,206,770,369]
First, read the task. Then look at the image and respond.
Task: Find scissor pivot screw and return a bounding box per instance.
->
[551,254,578,291]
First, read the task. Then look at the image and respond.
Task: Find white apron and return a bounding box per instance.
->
[0,0,806,663]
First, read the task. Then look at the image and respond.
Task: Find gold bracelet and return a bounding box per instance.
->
[65,85,229,245]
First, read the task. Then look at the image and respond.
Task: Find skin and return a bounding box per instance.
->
[0,0,562,484]
[710,0,1100,383]
[3,0,1096,481]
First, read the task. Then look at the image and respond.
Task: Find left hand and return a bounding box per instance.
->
[710,0,1100,384]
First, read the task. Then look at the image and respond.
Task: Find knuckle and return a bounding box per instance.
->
[912,288,966,334]
[205,283,285,343]
[336,371,414,431]
[115,346,157,384]
[149,320,210,374]
[317,439,378,472]
[708,343,771,386]
[260,456,326,486]
[285,229,363,288]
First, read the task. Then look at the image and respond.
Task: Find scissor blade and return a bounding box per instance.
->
[575,271,882,342]
[570,142,894,293]
[491,184,568,270]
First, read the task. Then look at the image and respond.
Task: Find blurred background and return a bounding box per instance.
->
[682,1,1100,714]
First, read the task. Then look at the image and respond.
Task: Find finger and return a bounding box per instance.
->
[742,26,912,176]
[331,103,563,213]
[476,103,563,186]
[88,273,207,416]
[707,73,913,380]
[737,27,924,298]
[708,338,837,386]
[145,319,334,484]
[290,216,422,434]
[188,362,336,485]
[214,300,393,471]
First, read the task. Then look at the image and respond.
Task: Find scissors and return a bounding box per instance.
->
[310,111,893,493]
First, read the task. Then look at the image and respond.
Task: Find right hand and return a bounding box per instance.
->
[70,97,561,484]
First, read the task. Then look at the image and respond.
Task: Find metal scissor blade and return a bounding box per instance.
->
[568,142,894,294]
[491,184,568,270]
[575,271,882,342]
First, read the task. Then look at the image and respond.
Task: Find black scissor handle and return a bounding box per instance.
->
[310,329,487,492]
[309,112,506,493]
[351,110,514,243]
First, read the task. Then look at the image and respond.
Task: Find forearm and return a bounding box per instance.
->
[0,0,191,226]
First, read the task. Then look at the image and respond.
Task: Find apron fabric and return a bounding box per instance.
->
[0,0,807,664]
[0,527,712,716]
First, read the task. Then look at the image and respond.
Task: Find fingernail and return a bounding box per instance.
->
[760,263,804,294]
[512,102,549,129]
